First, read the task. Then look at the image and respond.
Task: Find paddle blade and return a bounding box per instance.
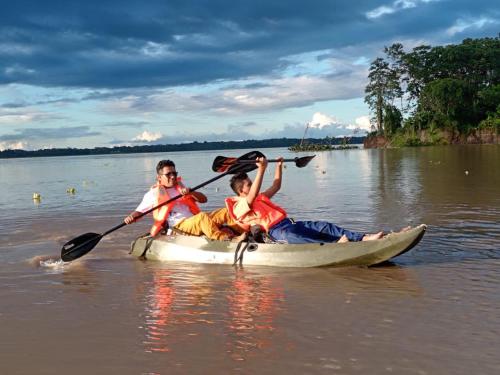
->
[212,150,266,173]
[295,155,315,168]
[61,232,103,262]
[212,156,238,173]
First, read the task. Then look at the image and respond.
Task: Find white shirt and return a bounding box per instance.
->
[135,187,194,227]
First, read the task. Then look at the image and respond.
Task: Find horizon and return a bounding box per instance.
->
[0,136,367,158]
[1,1,499,151]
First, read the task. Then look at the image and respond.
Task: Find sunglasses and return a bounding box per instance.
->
[160,171,178,178]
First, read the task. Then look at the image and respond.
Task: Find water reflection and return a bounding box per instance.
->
[225,268,284,361]
[140,264,285,359]
[371,148,424,229]
[143,268,175,352]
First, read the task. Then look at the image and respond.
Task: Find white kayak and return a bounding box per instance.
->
[129,224,426,267]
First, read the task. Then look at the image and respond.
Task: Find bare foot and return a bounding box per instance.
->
[231,232,247,242]
[337,235,349,243]
[362,231,384,241]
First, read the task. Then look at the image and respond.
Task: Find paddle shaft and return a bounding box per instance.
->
[233,158,292,164]
[101,169,235,238]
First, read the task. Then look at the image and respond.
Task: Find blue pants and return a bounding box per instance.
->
[268,218,365,244]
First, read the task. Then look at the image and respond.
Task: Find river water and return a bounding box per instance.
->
[0,146,499,374]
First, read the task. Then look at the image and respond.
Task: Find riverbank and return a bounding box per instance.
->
[364,128,499,148]
[0,137,366,159]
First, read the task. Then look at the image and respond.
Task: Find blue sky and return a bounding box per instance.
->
[0,0,498,150]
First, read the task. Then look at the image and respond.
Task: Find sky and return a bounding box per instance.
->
[0,0,498,150]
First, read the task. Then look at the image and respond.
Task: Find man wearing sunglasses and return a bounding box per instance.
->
[124,159,244,241]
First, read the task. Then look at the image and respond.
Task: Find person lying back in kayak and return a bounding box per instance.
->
[225,157,383,244]
[124,159,245,241]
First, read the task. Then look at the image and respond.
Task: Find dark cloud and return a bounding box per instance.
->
[0,0,497,89]
[102,121,149,128]
[0,126,100,141]
[227,121,257,132]
[1,101,28,108]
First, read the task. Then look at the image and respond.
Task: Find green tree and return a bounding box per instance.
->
[365,57,399,133]
[367,35,500,141]
[477,84,500,116]
[383,104,403,135]
[384,43,407,112]
[420,78,472,130]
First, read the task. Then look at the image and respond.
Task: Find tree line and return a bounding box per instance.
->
[365,36,499,139]
[0,137,366,159]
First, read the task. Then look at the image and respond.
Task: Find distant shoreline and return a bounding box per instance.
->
[0,137,366,159]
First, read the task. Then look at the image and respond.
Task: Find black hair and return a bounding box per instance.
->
[156,160,176,174]
[230,172,248,194]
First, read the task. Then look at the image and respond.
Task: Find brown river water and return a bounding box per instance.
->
[0,146,499,374]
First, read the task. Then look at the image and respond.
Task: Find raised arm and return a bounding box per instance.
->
[262,157,283,199]
[246,157,267,205]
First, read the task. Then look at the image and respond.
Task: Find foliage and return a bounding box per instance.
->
[364,57,400,133]
[478,105,500,131]
[383,104,403,135]
[389,131,425,147]
[288,136,360,152]
[365,36,500,141]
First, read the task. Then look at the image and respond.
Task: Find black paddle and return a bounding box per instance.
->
[60,150,265,262]
[212,154,315,173]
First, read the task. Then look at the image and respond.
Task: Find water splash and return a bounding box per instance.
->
[32,255,67,271]
[39,258,66,269]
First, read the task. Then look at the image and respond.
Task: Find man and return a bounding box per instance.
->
[125,159,244,241]
[225,157,384,244]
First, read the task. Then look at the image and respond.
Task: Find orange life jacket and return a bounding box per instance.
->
[225,193,287,232]
[150,180,201,236]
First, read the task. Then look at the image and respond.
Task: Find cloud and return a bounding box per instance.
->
[227,121,257,133]
[0,126,100,141]
[103,120,149,128]
[0,0,498,149]
[0,108,61,124]
[120,116,366,145]
[101,60,368,116]
[132,130,163,142]
[366,0,436,19]
[0,0,496,89]
[308,112,339,129]
[0,140,27,151]
[446,17,499,36]
[355,115,373,131]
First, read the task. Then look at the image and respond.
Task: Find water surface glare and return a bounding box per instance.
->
[0,146,499,374]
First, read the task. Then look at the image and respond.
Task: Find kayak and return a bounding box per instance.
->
[129,224,426,267]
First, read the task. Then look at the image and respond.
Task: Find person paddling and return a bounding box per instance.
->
[125,159,244,241]
[225,157,383,244]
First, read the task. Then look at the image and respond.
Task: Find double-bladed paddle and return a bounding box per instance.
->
[212,154,315,173]
[60,150,266,262]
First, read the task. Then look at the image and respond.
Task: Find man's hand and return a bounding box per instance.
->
[124,214,135,224]
[256,157,268,170]
[179,187,190,195]
[276,156,284,168]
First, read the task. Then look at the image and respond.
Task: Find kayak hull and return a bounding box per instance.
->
[130,224,426,267]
